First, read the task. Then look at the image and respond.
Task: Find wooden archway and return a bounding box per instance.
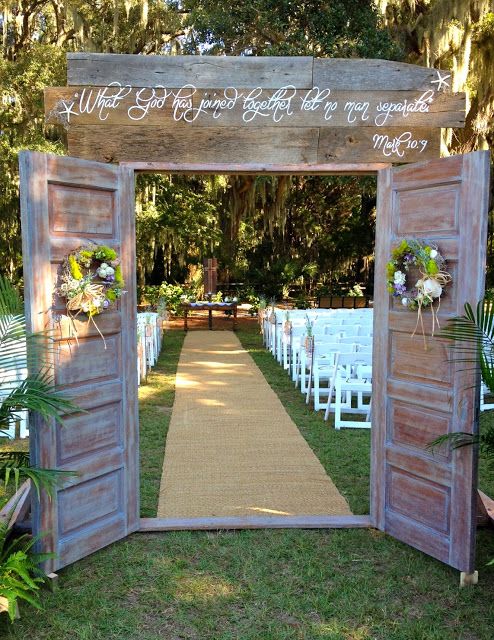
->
[19,55,489,580]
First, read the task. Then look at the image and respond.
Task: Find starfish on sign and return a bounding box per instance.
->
[58,100,78,123]
[431,70,451,91]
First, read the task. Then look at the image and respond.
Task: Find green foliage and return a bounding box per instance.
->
[0,451,69,501]
[139,282,200,315]
[139,330,185,516]
[0,43,66,280]
[135,175,222,285]
[294,293,311,309]
[183,0,401,58]
[0,522,51,622]
[232,176,376,299]
[92,247,117,262]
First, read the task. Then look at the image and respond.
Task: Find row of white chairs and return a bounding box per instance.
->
[261,306,494,427]
[137,312,164,386]
[260,307,374,429]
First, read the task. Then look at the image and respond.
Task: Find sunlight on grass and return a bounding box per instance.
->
[314,622,372,639]
[173,574,239,603]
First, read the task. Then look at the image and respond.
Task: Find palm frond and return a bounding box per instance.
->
[427,432,479,455]
[440,300,494,392]
[0,374,78,426]
[0,276,23,317]
[4,466,72,500]
[0,451,30,470]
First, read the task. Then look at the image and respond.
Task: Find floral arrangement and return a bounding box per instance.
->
[283,310,292,336]
[304,313,317,353]
[56,244,125,344]
[304,313,317,337]
[386,238,452,341]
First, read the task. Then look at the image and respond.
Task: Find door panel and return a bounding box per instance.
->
[372,151,490,572]
[19,152,138,571]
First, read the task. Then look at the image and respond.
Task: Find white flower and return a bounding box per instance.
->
[402,297,409,306]
[97,263,109,277]
[422,278,442,299]
[394,270,406,285]
[429,249,438,259]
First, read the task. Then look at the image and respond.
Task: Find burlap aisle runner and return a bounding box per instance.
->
[157,331,352,518]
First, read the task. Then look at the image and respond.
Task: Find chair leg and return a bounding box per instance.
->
[305,352,314,405]
[334,376,342,430]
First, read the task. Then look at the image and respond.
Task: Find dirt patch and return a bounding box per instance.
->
[164,308,259,332]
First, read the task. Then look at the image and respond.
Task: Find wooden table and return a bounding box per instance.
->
[182,302,238,331]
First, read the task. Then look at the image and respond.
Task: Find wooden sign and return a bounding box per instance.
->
[44,54,465,165]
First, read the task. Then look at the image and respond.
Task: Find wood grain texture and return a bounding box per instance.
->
[0,480,31,527]
[478,490,494,525]
[19,151,139,570]
[120,162,388,174]
[66,124,440,164]
[45,86,465,128]
[67,125,320,164]
[318,128,440,163]
[313,58,452,92]
[43,55,465,164]
[19,151,57,571]
[372,151,490,573]
[67,53,314,89]
[139,515,372,531]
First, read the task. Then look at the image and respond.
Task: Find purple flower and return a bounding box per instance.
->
[105,274,115,282]
[103,299,110,309]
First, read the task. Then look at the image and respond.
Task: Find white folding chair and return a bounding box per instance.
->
[330,353,372,429]
[310,343,355,411]
[348,336,373,348]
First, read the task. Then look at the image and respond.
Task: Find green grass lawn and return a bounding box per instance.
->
[1,325,494,639]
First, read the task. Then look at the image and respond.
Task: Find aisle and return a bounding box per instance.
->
[157,331,351,518]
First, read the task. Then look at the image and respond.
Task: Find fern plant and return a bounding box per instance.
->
[0,520,53,622]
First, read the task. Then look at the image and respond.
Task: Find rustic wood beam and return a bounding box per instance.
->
[139,515,372,531]
[121,162,388,175]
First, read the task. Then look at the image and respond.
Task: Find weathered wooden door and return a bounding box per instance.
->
[372,151,490,573]
[19,151,138,571]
